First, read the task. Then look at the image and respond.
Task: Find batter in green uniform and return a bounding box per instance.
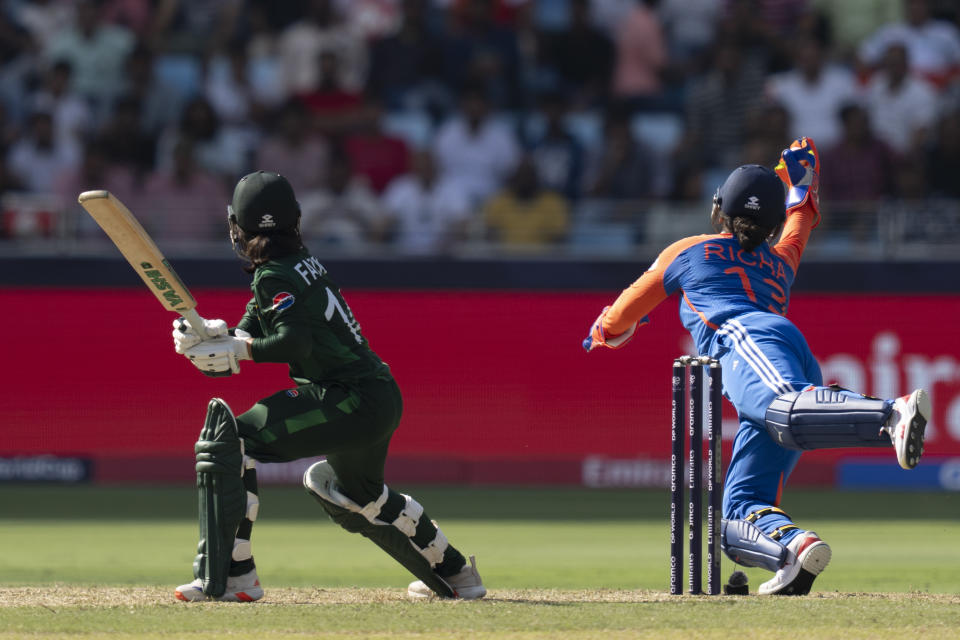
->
[172,171,485,602]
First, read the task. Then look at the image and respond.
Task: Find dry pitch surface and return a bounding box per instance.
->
[3,585,959,606]
[2,586,959,640]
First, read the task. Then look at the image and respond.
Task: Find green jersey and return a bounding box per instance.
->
[236,250,387,385]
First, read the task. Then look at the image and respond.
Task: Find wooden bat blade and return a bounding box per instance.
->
[78,190,198,314]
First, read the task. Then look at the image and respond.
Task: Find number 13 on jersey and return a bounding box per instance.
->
[724,266,788,315]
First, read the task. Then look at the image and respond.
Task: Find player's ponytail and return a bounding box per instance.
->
[730,217,771,252]
[711,203,779,252]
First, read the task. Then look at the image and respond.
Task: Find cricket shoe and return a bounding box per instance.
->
[758,531,831,596]
[175,569,263,602]
[883,389,930,470]
[408,555,486,600]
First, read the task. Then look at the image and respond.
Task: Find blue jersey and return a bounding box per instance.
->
[663,234,795,354]
[599,204,818,350]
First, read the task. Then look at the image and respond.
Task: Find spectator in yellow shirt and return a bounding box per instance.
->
[483,156,569,248]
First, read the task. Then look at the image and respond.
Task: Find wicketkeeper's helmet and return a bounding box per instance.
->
[713,164,786,229]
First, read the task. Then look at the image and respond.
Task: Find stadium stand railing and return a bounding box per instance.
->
[2,193,959,262]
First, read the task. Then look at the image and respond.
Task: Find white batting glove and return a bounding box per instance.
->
[183,331,252,376]
[173,317,228,354]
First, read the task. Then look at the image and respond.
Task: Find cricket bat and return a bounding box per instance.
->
[78,190,209,336]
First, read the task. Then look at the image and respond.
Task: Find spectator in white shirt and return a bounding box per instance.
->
[205,41,261,126]
[299,148,389,249]
[6,110,80,193]
[866,43,939,154]
[31,60,92,148]
[858,0,960,88]
[13,0,75,53]
[766,36,859,148]
[382,150,472,255]
[44,0,134,109]
[659,0,722,65]
[811,0,900,62]
[432,86,520,208]
[277,0,366,96]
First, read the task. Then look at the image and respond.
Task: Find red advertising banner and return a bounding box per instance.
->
[3,289,959,486]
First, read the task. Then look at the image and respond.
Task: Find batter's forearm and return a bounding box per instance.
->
[250,324,312,363]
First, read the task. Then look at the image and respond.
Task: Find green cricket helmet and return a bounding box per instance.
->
[228,171,300,233]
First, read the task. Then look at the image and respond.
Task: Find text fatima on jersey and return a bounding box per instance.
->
[294,256,327,285]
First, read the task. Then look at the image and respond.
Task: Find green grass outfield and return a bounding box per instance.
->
[1,486,958,639]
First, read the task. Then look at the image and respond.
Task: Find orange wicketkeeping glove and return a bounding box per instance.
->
[582,306,648,352]
[775,137,820,216]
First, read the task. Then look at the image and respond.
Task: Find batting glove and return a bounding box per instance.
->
[774,137,820,215]
[582,306,647,352]
[183,331,252,377]
[173,316,228,354]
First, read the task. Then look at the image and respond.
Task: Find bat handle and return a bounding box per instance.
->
[182,308,211,339]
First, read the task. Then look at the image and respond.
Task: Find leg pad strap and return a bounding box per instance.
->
[393,494,425,537]
[745,506,789,523]
[303,460,389,523]
[232,538,252,562]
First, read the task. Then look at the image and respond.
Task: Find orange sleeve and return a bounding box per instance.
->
[771,202,819,274]
[602,235,708,336]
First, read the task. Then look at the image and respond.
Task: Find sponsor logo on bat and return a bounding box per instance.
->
[139,261,184,308]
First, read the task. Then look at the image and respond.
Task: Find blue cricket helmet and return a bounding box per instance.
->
[714,165,786,229]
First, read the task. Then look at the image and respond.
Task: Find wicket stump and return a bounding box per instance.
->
[670,355,723,595]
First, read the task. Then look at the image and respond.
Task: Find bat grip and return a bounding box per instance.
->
[182,308,210,339]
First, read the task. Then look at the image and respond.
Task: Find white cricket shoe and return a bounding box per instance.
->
[758,531,831,596]
[408,555,486,600]
[883,389,930,470]
[175,569,263,602]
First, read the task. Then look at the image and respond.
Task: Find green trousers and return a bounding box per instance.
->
[234,373,467,580]
[237,372,401,505]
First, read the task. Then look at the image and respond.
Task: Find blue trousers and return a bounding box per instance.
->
[713,312,823,545]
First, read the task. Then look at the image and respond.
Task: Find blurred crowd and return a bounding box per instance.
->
[1,0,959,254]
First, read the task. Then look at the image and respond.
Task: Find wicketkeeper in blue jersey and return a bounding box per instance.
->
[584,138,930,595]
